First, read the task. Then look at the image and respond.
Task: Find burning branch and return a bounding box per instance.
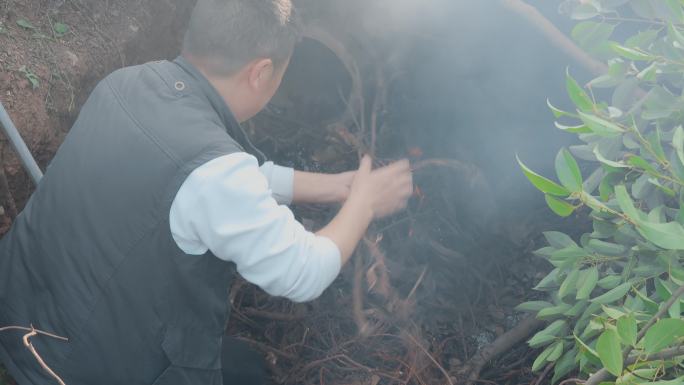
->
[0,325,68,385]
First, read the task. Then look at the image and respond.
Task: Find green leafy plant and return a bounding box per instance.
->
[18,66,39,89]
[518,1,684,383]
[52,22,69,38]
[16,18,36,30]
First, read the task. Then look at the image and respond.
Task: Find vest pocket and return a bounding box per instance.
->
[151,325,223,385]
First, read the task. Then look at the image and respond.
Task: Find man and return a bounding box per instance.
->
[0,0,413,384]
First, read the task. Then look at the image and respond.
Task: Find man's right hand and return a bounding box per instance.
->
[317,155,414,267]
[350,155,414,219]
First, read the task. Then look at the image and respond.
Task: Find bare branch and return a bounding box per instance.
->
[1,325,69,385]
[464,316,543,385]
[501,0,608,76]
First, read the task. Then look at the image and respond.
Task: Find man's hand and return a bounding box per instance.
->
[317,156,413,266]
[349,156,413,219]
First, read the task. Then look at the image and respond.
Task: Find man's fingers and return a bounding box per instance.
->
[358,155,372,175]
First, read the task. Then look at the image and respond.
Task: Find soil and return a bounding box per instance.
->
[0,1,588,384]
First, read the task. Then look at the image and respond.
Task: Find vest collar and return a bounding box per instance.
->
[173,56,267,164]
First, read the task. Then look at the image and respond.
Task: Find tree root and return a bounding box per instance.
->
[462,316,543,385]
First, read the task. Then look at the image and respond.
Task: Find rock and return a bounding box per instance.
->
[62,50,79,67]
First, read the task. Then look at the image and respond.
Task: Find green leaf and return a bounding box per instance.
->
[637,62,659,82]
[528,332,557,348]
[579,111,624,137]
[668,23,684,49]
[545,195,576,217]
[547,340,564,362]
[516,301,554,313]
[517,155,571,197]
[598,275,622,290]
[551,349,577,384]
[547,99,575,118]
[564,300,588,317]
[655,278,673,301]
[52,22,69,36]
[556,148,584,192]
[571,3,600,20]
[626,155,657,174]
[549,246,588,269]
[670,296,681,318]
[559,269,581,299]
[538,304,573,320]
[571,21,616,54]
[643,318,684,354]
[637,220,684,250]
[591,282,631,304]
[615,185,641,219]
[646,128,666,163]
[673,126,684,168]
[532,342,558,372]
[648,179,676,198]
[594,146,628,168]
[596,328,623,377]
[576,267,599,300]
[544,232,578,249]
[574,334,600,360]
[16,18,36,30]
[587,239,627,256]
[541,319,568,337]
[566,69,594,111]
[602,305,626,320]
[616,314,637,347]
[535,268,561,291]
[555,122,592,134]
[529,320,567,348]
[612,43,656,61]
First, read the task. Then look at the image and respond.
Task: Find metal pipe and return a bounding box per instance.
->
[0,101,43,185]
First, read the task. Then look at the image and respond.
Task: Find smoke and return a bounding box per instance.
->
[287,0,588,234]
[380,1,585,210]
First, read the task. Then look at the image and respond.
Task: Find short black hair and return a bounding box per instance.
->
[182,0,300,76]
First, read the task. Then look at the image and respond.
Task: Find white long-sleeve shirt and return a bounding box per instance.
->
[169,152,342,303]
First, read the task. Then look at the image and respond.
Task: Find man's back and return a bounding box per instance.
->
[0,59,245,385]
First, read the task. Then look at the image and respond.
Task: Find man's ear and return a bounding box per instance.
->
[247,58,275,90]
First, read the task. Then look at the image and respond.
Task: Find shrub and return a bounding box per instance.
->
[518,1,684,384]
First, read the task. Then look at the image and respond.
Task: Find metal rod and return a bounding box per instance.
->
[0,101,43,185]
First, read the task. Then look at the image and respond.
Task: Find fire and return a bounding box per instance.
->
[408,147,423,158]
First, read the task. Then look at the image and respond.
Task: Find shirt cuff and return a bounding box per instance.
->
[270,164,295,205]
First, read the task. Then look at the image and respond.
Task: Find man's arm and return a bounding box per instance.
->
[170,153,412,302]
[259,162,354,205]
[292,170,355,204]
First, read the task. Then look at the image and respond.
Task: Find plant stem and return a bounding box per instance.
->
[585,345,684,385]
[584,284,684,385]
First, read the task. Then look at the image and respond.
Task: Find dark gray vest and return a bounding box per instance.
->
[0,57,265,385]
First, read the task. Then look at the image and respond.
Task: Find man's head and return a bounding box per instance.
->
[182,0,300,122]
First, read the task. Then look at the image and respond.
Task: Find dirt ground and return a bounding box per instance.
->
[0,0,586,384]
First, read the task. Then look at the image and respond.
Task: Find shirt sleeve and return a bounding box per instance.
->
[259,161,294,205]
[169,152,341,303]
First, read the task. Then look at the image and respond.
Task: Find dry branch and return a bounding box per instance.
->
[1,325,68,385]
[501,0,608,76]
[463,316,543,385]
